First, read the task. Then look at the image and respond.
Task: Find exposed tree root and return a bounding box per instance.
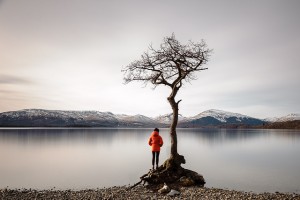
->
[136,154,205,191]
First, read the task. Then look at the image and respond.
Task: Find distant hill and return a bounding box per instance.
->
[116,114,161,127]
[260,120,300,129]
[0,108,298,129]
[265,113,300,123]
[154,113,188,124]
[0,109,119,127]
[178,109,264,128]
[261,113,300,129]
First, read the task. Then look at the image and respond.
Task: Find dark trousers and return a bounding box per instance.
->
[152,151,160,166]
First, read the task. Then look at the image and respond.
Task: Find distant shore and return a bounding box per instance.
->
[1,119,300,129]
[1,185,299,200]
[1,109,299,129]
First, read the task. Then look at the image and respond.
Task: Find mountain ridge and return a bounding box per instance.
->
[0,108,298,128]
[264,113,300,122]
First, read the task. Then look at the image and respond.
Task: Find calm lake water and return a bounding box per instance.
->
[0,128,300,193]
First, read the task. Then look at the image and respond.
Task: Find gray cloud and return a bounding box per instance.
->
[0,0,299,117]
[0,74,33,85]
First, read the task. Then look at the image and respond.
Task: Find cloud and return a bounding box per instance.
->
[0,0,299,118]
[0,74,33,85]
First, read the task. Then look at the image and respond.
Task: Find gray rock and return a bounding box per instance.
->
[167,189,180,196]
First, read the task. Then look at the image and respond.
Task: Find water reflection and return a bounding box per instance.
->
[1,128,299,145]
[177,128,300,145]
[0,128,152,145]
[175,129,300,194]
[0,128,300,193]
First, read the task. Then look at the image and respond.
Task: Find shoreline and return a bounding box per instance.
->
[1,185,299,200]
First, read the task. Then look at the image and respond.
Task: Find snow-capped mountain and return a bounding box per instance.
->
[116,114,155,123]
[2,108,297,128]
[191,109,254,122]
[0,109,119,127]
[266,113,300,122]
[116,114,159,127]
[178,109,264,127]
[154,113,188,124]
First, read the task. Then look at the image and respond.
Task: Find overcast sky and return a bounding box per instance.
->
[0,0,299,119]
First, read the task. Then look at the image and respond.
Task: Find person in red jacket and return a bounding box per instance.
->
[148,128,163,169]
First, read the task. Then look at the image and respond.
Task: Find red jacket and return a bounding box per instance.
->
[148,131,163,152]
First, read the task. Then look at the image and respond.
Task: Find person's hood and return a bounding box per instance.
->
[151,131,159,137]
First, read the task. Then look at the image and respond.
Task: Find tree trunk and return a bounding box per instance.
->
[168,95,178,158]
[166,87,185,169]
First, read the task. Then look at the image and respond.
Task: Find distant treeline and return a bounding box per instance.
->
[258,120,300,129]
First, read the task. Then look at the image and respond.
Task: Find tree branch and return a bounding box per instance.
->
[122,34,212,90]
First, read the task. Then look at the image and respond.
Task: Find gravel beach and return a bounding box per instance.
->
[1,185,299,200]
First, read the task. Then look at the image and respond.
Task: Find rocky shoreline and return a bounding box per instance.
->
[1,185,299,200]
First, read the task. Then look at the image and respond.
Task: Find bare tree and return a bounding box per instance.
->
[123,34,212,169]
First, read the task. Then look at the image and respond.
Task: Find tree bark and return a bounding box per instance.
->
[165,86,186,169]
[168,95,178,158]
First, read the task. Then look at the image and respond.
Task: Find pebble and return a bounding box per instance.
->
[1,186,300,200]
[167,189,180,197]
